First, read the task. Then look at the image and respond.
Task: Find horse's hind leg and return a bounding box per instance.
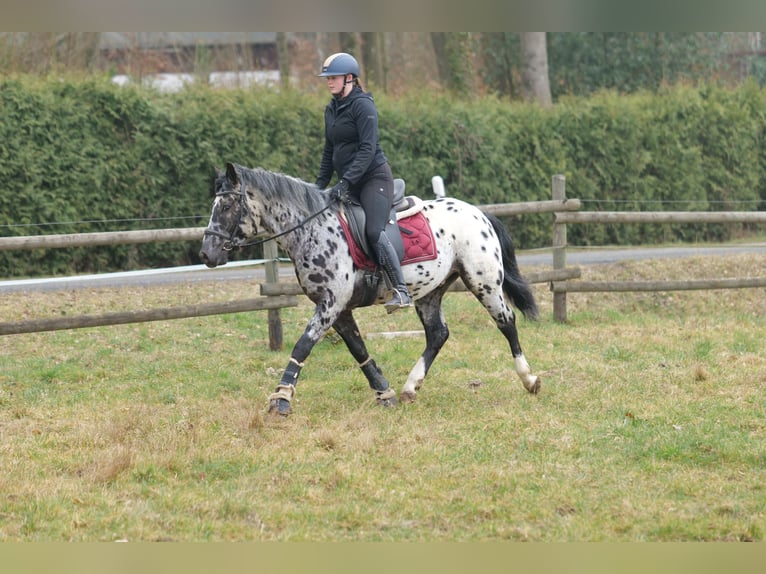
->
[497,315,540,394]
[333,310,397,407]
[479,291,540,394]
[400,290,451,403]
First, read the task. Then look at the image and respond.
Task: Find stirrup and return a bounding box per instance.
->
[384,289,413,314]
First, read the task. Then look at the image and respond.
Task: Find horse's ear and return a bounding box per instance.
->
[225,162,240,185]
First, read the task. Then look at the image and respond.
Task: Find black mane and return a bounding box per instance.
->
[237,165,331,215]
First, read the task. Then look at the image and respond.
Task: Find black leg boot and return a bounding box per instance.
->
[373,231,413,314]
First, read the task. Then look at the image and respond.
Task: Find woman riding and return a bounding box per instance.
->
[315,52,413,313]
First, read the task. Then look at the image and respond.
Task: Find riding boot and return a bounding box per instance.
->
[373,231,413,314]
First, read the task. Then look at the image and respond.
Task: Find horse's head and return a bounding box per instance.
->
[199,162,256,268]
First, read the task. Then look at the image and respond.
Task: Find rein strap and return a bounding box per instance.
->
[237,202,334,249]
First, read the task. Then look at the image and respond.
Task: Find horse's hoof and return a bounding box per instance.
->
[377,396,398,408]
[399,390,417,404]
[268,398,292,416]
[525,376,541,395]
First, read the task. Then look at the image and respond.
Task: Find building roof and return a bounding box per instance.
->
[99,32,282,50]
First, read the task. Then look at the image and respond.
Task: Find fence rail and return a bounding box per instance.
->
[259,267,582,298]
[481,198,581,216]
[0,295,298,336]
[551,277,766,293]
[555,211,766,224]
[0,227,204,251]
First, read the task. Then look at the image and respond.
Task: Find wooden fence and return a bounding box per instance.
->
[548,174,766,321]
[1,174,764,343]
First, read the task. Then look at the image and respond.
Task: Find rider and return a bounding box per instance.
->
[315,52,413,314]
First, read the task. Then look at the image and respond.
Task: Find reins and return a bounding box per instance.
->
[236,202,334,249]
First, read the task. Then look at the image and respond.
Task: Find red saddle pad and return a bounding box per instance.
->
[338,211,437,272]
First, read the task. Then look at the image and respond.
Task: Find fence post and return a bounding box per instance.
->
[263,240,283,351]
[551,174,568,323]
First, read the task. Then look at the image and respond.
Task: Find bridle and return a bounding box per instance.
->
[202,187,251,251]
[203,183,336,251]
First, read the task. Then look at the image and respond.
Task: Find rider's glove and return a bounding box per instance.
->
[329,179,350,203]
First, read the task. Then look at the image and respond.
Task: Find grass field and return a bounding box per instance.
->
[0,252,764,541]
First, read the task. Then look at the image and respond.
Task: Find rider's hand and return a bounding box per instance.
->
[329,179,350,203]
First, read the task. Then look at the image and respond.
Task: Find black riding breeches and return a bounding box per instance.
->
[353,163,394,247]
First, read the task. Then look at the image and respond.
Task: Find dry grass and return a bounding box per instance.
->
[0,252,765,541]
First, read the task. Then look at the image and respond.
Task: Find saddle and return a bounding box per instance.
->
[339,178,426,264]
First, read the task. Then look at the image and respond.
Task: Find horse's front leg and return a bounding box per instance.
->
[268,309,337,416]
[333,310,397,407]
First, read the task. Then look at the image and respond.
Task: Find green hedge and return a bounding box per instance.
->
[1,76,764,277]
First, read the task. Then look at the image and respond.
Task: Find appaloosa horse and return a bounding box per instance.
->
[199,162,540,415]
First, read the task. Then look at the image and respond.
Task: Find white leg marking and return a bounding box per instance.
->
[514,354,540,392]
[401,357,427,396]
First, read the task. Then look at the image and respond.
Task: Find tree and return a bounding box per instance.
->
[339,32,358,59]
[0,33,102,74]
[520,32,552,107]
[430,32,474,97]
[276,32,290,90]
[478,33,520,98]
[361,32,386,92]
[547,32,729,97]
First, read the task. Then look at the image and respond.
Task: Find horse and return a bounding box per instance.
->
[199,162,541,416]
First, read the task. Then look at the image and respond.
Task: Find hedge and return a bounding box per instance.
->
[0,76,764,277]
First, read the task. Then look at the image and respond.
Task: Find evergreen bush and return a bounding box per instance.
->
[0,76,763,277]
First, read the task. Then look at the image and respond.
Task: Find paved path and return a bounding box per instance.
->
[1,243,764,294]
[518,242,766,266]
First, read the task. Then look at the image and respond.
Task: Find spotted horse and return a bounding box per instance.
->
[199,162,541,416]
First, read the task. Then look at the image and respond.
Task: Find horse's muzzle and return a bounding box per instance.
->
[199,241,229,268]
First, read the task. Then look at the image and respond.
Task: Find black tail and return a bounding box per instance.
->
[486,213,539,321]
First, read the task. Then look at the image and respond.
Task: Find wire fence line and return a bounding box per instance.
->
[1,198,762,233]
[0,215,208,231]
[580,198,764,206]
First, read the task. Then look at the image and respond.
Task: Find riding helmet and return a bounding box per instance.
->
[317,52,360,77]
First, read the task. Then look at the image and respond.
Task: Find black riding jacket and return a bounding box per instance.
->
[315,86,388,190]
